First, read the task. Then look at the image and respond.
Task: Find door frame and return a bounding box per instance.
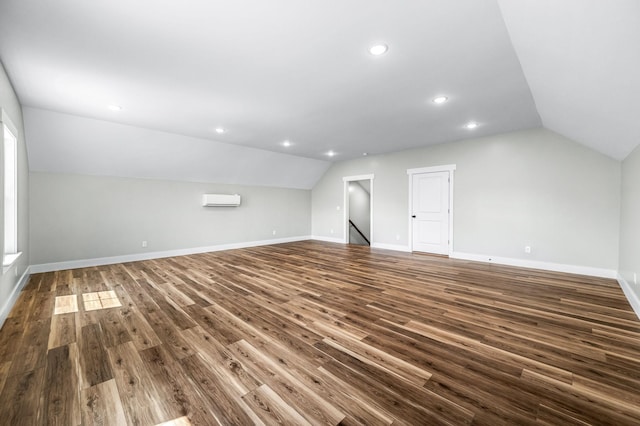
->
[342,174,374,244]
[407,165,456,255]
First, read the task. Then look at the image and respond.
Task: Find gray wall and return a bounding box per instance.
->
[0,61,30,321]
[30,173,311,265]
[312,128,621,270]
[619,144,640,297]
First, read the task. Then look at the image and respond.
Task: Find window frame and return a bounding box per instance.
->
[2,109,21,271]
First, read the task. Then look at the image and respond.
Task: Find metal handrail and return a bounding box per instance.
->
[349,220,370,245]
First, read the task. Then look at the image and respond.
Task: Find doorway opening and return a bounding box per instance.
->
[343,174,374,246]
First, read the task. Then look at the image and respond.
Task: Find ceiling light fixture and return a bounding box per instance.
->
[327,150,335,157]
[215,127,226,134]
[432,96,448,104]
[465,122,479,129]
[108,104,122,111]
[369,44,388,56]
[362,152,368,156]
[282,140,291,147]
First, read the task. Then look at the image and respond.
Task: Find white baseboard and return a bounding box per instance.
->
[451,251,617,279]
[30,236,312,273]
[310,237,412,253]
[311,235,345,244]
[371,242,411,252]
[617,273,640,320]
[0,266,31,328]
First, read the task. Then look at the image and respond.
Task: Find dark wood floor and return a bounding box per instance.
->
[1,241,639,425]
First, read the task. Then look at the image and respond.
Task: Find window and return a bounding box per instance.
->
[2,110,19,269]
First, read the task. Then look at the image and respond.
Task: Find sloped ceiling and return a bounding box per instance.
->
[498,0,640,161]
[23,107,329,189]
[0,1,638,189]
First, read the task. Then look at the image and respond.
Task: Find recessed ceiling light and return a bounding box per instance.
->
[215,127,226,134]
[362,152,368,156]
[108,104,122,111]
[327,150,335,157]
[432,96,448,104]
[282,140,291,147]
[465,122,479,129]
[369,44,388,56]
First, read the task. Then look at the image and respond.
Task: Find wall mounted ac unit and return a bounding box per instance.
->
[202,194,241,207]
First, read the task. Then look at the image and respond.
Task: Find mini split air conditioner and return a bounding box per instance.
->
[202,194,241,207]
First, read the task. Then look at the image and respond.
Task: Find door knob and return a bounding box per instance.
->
[411,215,416,218]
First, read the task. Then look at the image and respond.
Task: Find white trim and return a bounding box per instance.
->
[407,165,455,256]
[3,118,19,258]
[30,236,311,273]
[311,235,345,244]
[617,273,640,319]
[0,108,19,137]
[342,174,375,182]
[0,266,31,328]
[617,273,640,320]
[371,242,411,252]
[2,251,22,274]
[451,251,617,279]
[407,164,456,175]
[343,174,374,245]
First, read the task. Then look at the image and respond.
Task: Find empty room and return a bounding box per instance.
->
[1,0,639,425]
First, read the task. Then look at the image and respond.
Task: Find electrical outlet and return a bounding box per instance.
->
[330,229,334,234]
[142,240,147,248]
[272,230,276,236]
[396,234,400,240]
[524,246,531,254]
[336,206,341,211]
[634,272,637,285]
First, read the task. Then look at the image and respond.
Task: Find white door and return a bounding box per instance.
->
[411,171,450,254]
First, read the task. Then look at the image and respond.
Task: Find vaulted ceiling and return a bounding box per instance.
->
[0,0,638,188]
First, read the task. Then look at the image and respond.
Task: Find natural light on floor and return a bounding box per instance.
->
[53,291,122,315]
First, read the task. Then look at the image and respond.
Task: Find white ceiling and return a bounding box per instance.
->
[1,1,638,187]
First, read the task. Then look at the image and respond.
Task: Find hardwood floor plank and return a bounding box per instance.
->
[48,312,77,350]
[28,289,55,322]
[315,341,474,425]
[179,353,258,425]
[136,278,198,330]
[0,317,25,362]
[535,402,593,426]
[0,361,11,396]
[229,339,346,425]
[0,367,46,425]
[6,288,36,320]
[81,378,127,426]
[0,241,638,424]
[79,323,114,388]
[139,345,216,425]
[183,304,242,346]
[315,322,432,385]
[181,326,261,396]
[242,384,313,426]
[44,344,77,425]
[118,306,163,351]
[521,368,640,424]
[9,318,51,376]
[155,416,193,426]
[98,308,133,348]
[108,341,169,425]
